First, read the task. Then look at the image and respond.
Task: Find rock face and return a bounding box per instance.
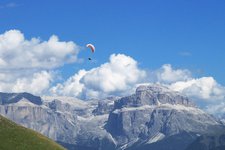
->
[0,95,116,150]
[106,84,220,149]
[0,84,223,150]
[0,97,78,144]
[92,100,114,115]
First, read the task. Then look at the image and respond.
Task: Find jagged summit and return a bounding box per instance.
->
[114,84,194,109]
[136,84,195,106]
[136,83,171,93]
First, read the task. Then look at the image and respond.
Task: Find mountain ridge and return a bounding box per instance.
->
[0,84,223,150]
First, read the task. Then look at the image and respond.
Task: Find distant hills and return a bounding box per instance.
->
[0,115,65,150]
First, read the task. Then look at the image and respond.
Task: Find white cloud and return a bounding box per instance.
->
[51,69,86,97]
[0,71,53,95]
[152,64,225,102]
[12,71,53,95]
[155,64,192,83]
[205,102,225,116]
[150,65,225,116]
[50,54,146,99]
[0,30,80,70]
[50,56,225,105]
[0,29,81,95]
[168,76,225,116]
[169,77,225,101]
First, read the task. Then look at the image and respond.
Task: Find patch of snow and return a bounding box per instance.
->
[120,138,139,150]
[120,143,128,150]
[108,133,117,146]
[160,103,204,114]
[55,110,64,114]
[77,114,109,121]
[67,118,76,126]
[8,98,37,107]
[220,119,225,125]
[113,105,154,114]
[113,104,203,115]
[107,101,115,105]
[42,96,89,108]
[147,132,165,144]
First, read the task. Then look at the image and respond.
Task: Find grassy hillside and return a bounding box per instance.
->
[0,115,65,150]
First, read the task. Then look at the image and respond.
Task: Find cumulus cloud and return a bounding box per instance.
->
[166,76,225,116]
[145,64,225,115]
[151,65,225,103]
[155,64,192,83]
[205,102,225,117]
[50,54,146,99]
[0,29,81,95]
[169,77,225,101]
[0,30,80,70]
[51,69,86,97]
[50,55,225,105]
[12,71,53,95]
[0,71,53,95]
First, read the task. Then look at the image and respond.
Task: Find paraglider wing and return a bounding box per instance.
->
[86,44,95,53]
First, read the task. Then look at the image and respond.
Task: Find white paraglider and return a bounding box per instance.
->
[86,44,95,60]
[86,44,95,53]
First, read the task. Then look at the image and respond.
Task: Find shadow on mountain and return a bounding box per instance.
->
[126,131,197,150]
[186,125,225,150]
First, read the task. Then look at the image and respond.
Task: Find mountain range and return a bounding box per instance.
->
[0,84,224,150]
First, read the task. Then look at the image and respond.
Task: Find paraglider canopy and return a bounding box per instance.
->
[86,44,95,53]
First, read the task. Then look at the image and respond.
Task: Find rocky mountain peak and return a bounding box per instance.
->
[136,84,195,106]
[114,84,195,109]
[136,84,170,93]
[107,84,220,149]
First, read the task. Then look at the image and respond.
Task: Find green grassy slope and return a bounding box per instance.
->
[0,115,66,150]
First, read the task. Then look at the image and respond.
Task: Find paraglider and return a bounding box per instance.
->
[86,44,95,60]
[86,44,95,53]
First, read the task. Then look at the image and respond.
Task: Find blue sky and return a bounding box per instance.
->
[0,0,225,114]
[1,0,225,83]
